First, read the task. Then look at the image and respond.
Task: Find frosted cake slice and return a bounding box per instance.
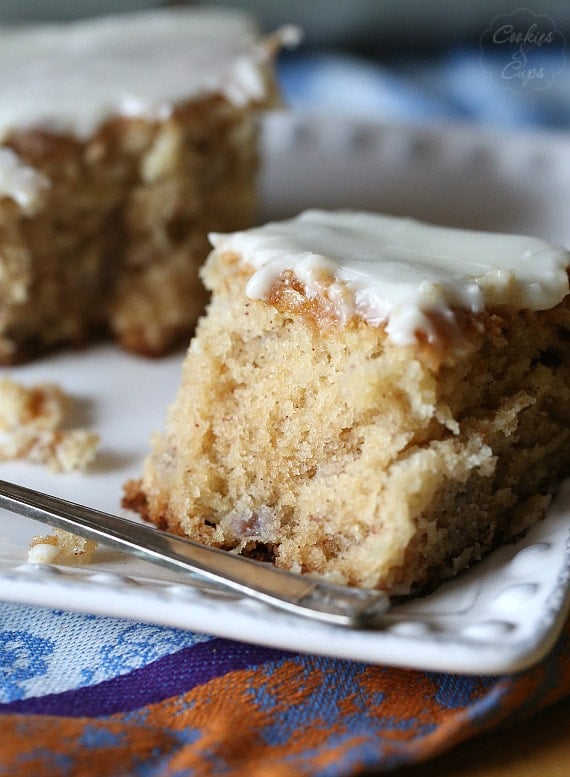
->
[124,210,570,594]
[0,8,294,362]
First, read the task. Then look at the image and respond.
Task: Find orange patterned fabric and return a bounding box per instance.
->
[1,610,569,777]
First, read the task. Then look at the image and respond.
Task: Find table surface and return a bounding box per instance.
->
[390,697,570,777]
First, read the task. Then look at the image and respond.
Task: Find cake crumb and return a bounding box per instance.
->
[0,378,99,472]
[28,529,98,564]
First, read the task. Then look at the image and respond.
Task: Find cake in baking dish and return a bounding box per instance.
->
[124,210,570,594]
[0,8,293,362]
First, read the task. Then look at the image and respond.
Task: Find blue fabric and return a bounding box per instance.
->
[277,48,570,130]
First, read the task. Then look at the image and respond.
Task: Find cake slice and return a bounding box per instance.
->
[0,8,293,362]
[124,210,570,594]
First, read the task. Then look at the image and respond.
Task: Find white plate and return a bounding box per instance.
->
[0,111,569,675]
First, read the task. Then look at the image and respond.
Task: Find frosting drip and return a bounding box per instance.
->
[0,8,276,139]
[209,210,570,346]
[0,148,49,212]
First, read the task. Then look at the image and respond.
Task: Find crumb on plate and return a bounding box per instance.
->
[28,529,98,564]
[0,377,99,472]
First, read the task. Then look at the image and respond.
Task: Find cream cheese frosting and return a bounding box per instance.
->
[0,8,283,140]
[209,210,570,346]
[0,148,50,213]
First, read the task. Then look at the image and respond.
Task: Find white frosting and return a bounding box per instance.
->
[0,8,278,139]
[209,210,570,346]
[27,543,59,564]
[0,147,50,212]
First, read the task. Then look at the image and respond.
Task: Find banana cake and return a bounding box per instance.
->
[124,210,570,594]
[0,8,291,362]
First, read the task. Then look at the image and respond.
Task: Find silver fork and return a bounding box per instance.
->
[0,479,389,628]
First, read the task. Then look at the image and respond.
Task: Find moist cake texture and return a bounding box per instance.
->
[0,8,290,362]
[124,210,570,594]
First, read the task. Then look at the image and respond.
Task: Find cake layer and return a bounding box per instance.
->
[125,212,570,594]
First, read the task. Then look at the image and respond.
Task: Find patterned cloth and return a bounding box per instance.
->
[278,48,570,130]
[1,602,569,777]
[1,48,570,776]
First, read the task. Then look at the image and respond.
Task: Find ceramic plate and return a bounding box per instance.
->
[0,111,569,675]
